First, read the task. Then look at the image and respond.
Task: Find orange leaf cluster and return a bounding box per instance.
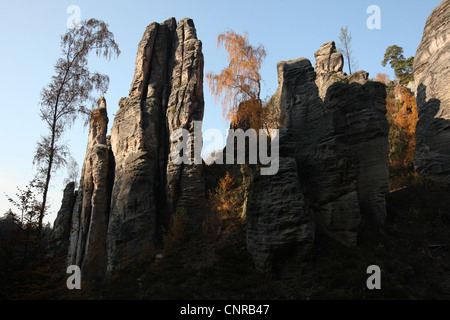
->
[387,85,419,186]
[375,73,390,85]
[206,31,266,129]
[216,171,238,217]
[208,171,242,220]
[393,86,418,137]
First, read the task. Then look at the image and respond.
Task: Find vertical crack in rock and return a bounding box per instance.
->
[166,18,205,228]
[62,18,205,279]
[66,97,111,279]
[106,18,204,276]
[56,20,391,281]
[246,157,315,276]
[258,41,389,256]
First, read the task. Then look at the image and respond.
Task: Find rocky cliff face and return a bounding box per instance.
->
[258,41,389,251]
[165,19,205,224]
[49,182,76,257]
[66,97,112,279]
[51,18,205,279]
[108,17,204,275]
[52,22,390,280]
[107,18,175,275]
[246,157,315,275]
[414,0,450,185]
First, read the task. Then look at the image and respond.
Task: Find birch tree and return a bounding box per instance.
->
[34,18,120,233]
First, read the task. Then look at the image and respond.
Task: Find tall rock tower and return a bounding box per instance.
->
[253,41,389,256]
[107,17,205,275]
[53,18,205,280]
[414,0,450,185]
[66,97,112,280]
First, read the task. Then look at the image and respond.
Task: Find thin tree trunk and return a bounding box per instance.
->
[37,63,71,235]
[38,121,56,235]
[347,55,352,75]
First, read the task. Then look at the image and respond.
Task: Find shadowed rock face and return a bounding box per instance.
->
[257,42,389,253]
[414,0,450,185]
[49,182,76,257]
[271,56,362,246]
[107,18,204,275]
[246,157,315,275]
[166,19,205,224]
[52,22,390,280]
[325,80,389,225]
[107,18,177,275]
[51,18,205,280]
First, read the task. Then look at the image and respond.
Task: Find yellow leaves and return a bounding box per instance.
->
[375,73,390,84]
[206,30,266,129]
[386,84,419,188]
[217,31,265,76]
[393,86,418,137]
[208,171,243,220]
[220,171,235,190]
[231,99,263,130]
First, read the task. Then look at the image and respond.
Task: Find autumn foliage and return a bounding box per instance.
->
[209,171,243,220]
[213,171,242,218]
[380,74,419,189]
[393,86,418,138]
[375,73,391,85]
[206,31,266,129]
[163,207,189,251]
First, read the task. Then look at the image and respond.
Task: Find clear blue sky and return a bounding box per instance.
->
[0,0,442,225]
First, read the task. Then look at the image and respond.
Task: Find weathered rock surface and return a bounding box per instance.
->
[274,56,362,245]
[53,20,391,280]
[56,18,205,279]
[414,0,450,185]
[261,42,389,247]
[166,18,205,223]
[106,18,204,274]
[49,182,76,257]
[66,97,111,279]
[325,80,389,225]
[246,157,314,275]
[314,41,344,99]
